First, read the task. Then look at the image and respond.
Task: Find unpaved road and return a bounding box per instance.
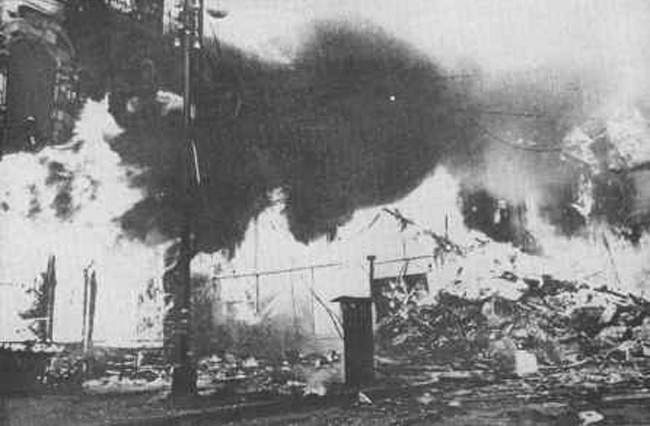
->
[218,398,650,426]
[3,381,650,425]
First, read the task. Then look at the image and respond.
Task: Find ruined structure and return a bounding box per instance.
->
[0,0,166,156]
[0,0,77,154]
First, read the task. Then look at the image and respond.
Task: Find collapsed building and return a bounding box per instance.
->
[0,0,649,401]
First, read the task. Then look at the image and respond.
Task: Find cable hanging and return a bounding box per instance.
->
[465,115,564,153]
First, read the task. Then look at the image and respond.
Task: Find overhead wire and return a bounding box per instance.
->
[437,68,575,153]
[455,108,546,119]
[466,115,564,153]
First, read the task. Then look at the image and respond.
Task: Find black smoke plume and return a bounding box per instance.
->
[65,2,649,254]
[64,3,480,254]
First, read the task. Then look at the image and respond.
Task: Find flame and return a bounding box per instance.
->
[528,216,650,297]
[0,99,168,343]
[214,139,650,332]
[0,97,643,346]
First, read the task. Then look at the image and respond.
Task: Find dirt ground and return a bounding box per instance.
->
[3,394,650,426]
[222,399,650,426]
[2,379,650,426]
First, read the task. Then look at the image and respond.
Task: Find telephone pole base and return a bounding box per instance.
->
[171,364,197,397]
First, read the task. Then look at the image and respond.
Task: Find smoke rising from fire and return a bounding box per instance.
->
[95,21,480,254]
[208,0,650,243]
[65,0,650,254]
[1,0,649,343]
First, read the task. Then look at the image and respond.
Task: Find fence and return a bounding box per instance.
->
[1,251,442,359]
[201,252,439,358]
[201,262,348,358]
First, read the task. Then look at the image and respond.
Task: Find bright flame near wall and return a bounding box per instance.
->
[528,215,650,297]
[200,168,467,277]
[0,99,168,343]
[1,101,646,345]
[209,155,650,335]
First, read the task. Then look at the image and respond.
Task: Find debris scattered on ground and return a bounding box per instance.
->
[72,347,342,396]
[357,391,373,405]
[579,410,605,425]
[416,391,435,405]
[376,243,650,376]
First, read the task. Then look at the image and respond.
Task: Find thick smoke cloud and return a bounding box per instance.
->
[256,23,479,243]
[64,1,650,256]
[64,3,479,254]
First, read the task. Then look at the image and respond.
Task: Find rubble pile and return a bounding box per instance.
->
[194,351,342,396]
[5,337,341,396]
[376,247,650,375]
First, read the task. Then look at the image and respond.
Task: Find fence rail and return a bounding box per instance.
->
[213,261,344,281]
[213,253,435,281]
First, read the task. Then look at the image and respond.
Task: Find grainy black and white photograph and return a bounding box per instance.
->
[1,0,650,424]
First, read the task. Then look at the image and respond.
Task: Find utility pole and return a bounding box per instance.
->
[169,0,203,397]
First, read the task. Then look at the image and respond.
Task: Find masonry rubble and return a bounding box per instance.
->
[375,238,650,381]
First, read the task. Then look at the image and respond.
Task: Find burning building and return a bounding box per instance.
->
[0,0,649,382]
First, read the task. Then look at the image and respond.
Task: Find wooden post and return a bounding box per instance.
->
[81,266,89,350]
[366,255,376,296]
[310,267,316,335]
[444,214,449,240]
[254,217,259,314]
[87,268,97,350]
[291,278,297,334]
[44,255,57,342]
[82,264,98,353]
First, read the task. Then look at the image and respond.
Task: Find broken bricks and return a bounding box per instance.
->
[377,261,650,376]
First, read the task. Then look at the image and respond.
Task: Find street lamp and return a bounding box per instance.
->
[167,0,229,398]
[168,0,204,398]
